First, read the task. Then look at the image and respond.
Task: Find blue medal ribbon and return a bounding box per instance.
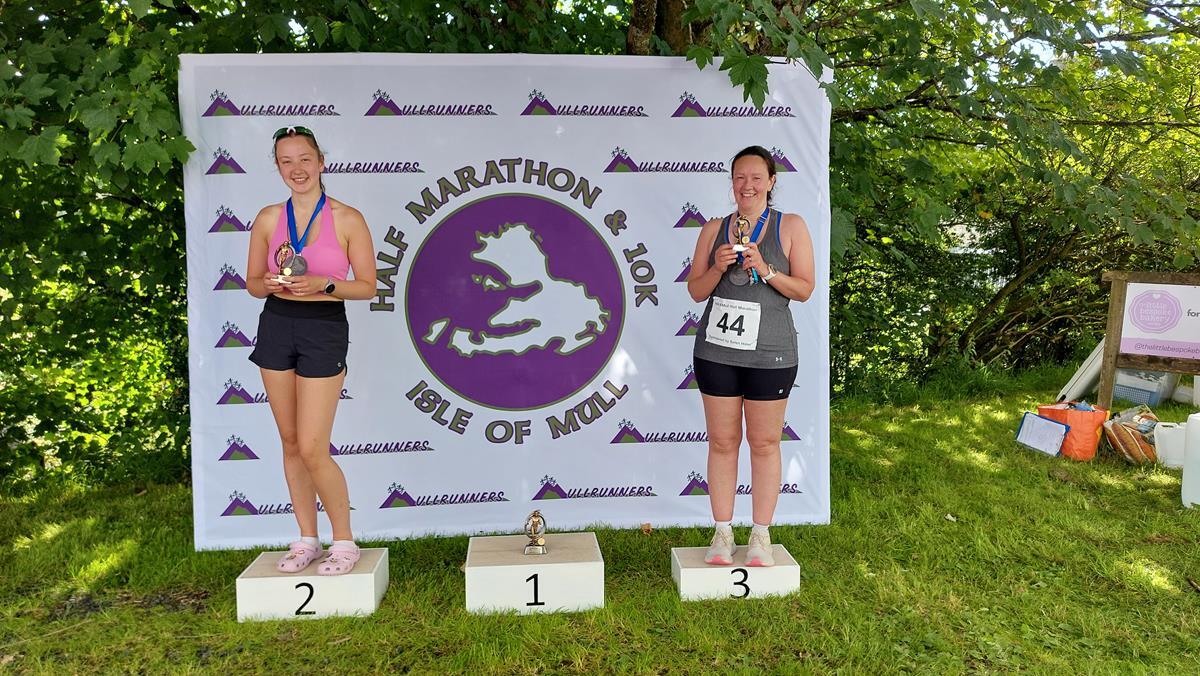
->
[286,192,327,257]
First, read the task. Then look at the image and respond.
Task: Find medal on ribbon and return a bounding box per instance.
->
[281,192,326,277]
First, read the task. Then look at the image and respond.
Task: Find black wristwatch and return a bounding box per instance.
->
[323,278,336,295]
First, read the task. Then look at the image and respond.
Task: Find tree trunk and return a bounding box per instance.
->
[627,0,657,55]
[656,0,691,55]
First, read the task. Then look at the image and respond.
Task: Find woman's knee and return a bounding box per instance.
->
[747,435,781,456]
[708,431,742,456]
[297,441,330,467]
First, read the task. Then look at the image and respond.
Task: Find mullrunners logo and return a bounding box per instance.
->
[221,490,337,516]
[604,147,725,173]
[219,435,259,461]
[366,89,495,117]
[324,158,423,174]
[678,472,803,496]
[202,89,339,117]
[221,490,259,516]
[531,474,655,500]
[674,258,692,283]
[208,205,248,232]
[611,418,707,444]
[213,264,247,291]
[677,365,699,390]
[674,203,708,228]
[680,471,710,495]
[330,440,434,456]
[769,147,798,172]
[379,482,507,508]
[676,312,701,336]
[375,156,658,447]
[206,148,245,175]
[671,91,794,118]
[520,89,647,117]
[217,378,266,405]
[216,322,254,348]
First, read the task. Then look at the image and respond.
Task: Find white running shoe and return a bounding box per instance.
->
[745,530,775,567]
[704,526,735,565]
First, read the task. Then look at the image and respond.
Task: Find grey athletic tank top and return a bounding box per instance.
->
[693,209,797,368]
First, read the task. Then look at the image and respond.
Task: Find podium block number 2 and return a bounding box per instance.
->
[295,582,316,615]
[731,568,750,598]
[526,573,546,607]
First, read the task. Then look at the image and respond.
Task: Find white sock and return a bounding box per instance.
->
[332,539,358,550]
[714,520,732,531]
[300,536,319,547]
[751,523,770,537]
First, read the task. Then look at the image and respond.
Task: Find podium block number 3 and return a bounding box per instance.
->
[731,568,750,599]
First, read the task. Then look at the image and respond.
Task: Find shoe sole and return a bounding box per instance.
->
[704,556,734,566]
[744,558,774,567]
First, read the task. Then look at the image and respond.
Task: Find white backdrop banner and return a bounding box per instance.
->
[180,53,830,550]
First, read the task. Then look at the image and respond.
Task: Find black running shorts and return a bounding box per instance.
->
[249,295,348,378]
[692,356,796,401]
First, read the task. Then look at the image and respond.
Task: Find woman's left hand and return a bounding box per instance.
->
[280,274,325,296]
[741,243,770,277]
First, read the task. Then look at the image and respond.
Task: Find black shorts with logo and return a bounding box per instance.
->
[249,295,348,378]
[693,356,796,401]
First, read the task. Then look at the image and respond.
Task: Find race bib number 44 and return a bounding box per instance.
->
[705,297,761,350]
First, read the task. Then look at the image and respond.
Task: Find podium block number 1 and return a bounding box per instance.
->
[526,573,546,607]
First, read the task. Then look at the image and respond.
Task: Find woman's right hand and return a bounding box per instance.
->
[712,243,739,272]
[262,272,287,294]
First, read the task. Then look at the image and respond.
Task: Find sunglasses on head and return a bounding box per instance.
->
[273,126,315,140]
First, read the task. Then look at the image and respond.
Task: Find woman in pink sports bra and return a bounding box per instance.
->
[245,126,376,576]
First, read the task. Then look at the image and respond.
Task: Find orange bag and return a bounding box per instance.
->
[1036,403,1109,461]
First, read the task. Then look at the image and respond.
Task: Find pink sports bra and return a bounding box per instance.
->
[266,198,350,285]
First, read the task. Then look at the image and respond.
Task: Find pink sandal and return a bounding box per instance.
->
[276,541,323,573]
[318,542,361,576]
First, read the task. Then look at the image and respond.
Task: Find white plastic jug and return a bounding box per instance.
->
[1183,412,1200,507]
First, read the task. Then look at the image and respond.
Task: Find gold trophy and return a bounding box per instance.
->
[524,510,547,555]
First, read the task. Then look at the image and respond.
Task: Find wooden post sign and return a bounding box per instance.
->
[1098,271,1200,411]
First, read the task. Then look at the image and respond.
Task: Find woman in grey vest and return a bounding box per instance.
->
[687,145,816,567]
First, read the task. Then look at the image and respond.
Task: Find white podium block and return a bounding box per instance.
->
[671,546,801,601]
[235,548,389,622]
[465,532,604,614]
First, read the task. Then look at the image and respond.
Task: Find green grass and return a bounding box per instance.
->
[2,369,1198,673]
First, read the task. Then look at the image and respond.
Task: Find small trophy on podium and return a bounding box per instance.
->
[524,510,547,555]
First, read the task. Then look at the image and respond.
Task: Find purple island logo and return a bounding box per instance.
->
[202,89,339,117]
[674,202,708,228]
[221,490,259,516]
[769,147,798,173]
[379,481,507,508]
[213,264,246,291]
[521,89,646,117]
[1128,290,1183,334]
[674,257,693,283]
[366,89,495,117]
[680,471,711,496]
[604,146,725,174]
[671,91,794,118]
[406,195,624,411]
[208,205,248,233]
[676,312,702,336]
[215,321,254,348]
[217,378,266,405]
[205,147,245,175]
[219,435,259,461]
[532,474,655,500]
[677,364,699,390]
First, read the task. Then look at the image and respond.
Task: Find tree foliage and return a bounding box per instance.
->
[0,0,1197,485]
